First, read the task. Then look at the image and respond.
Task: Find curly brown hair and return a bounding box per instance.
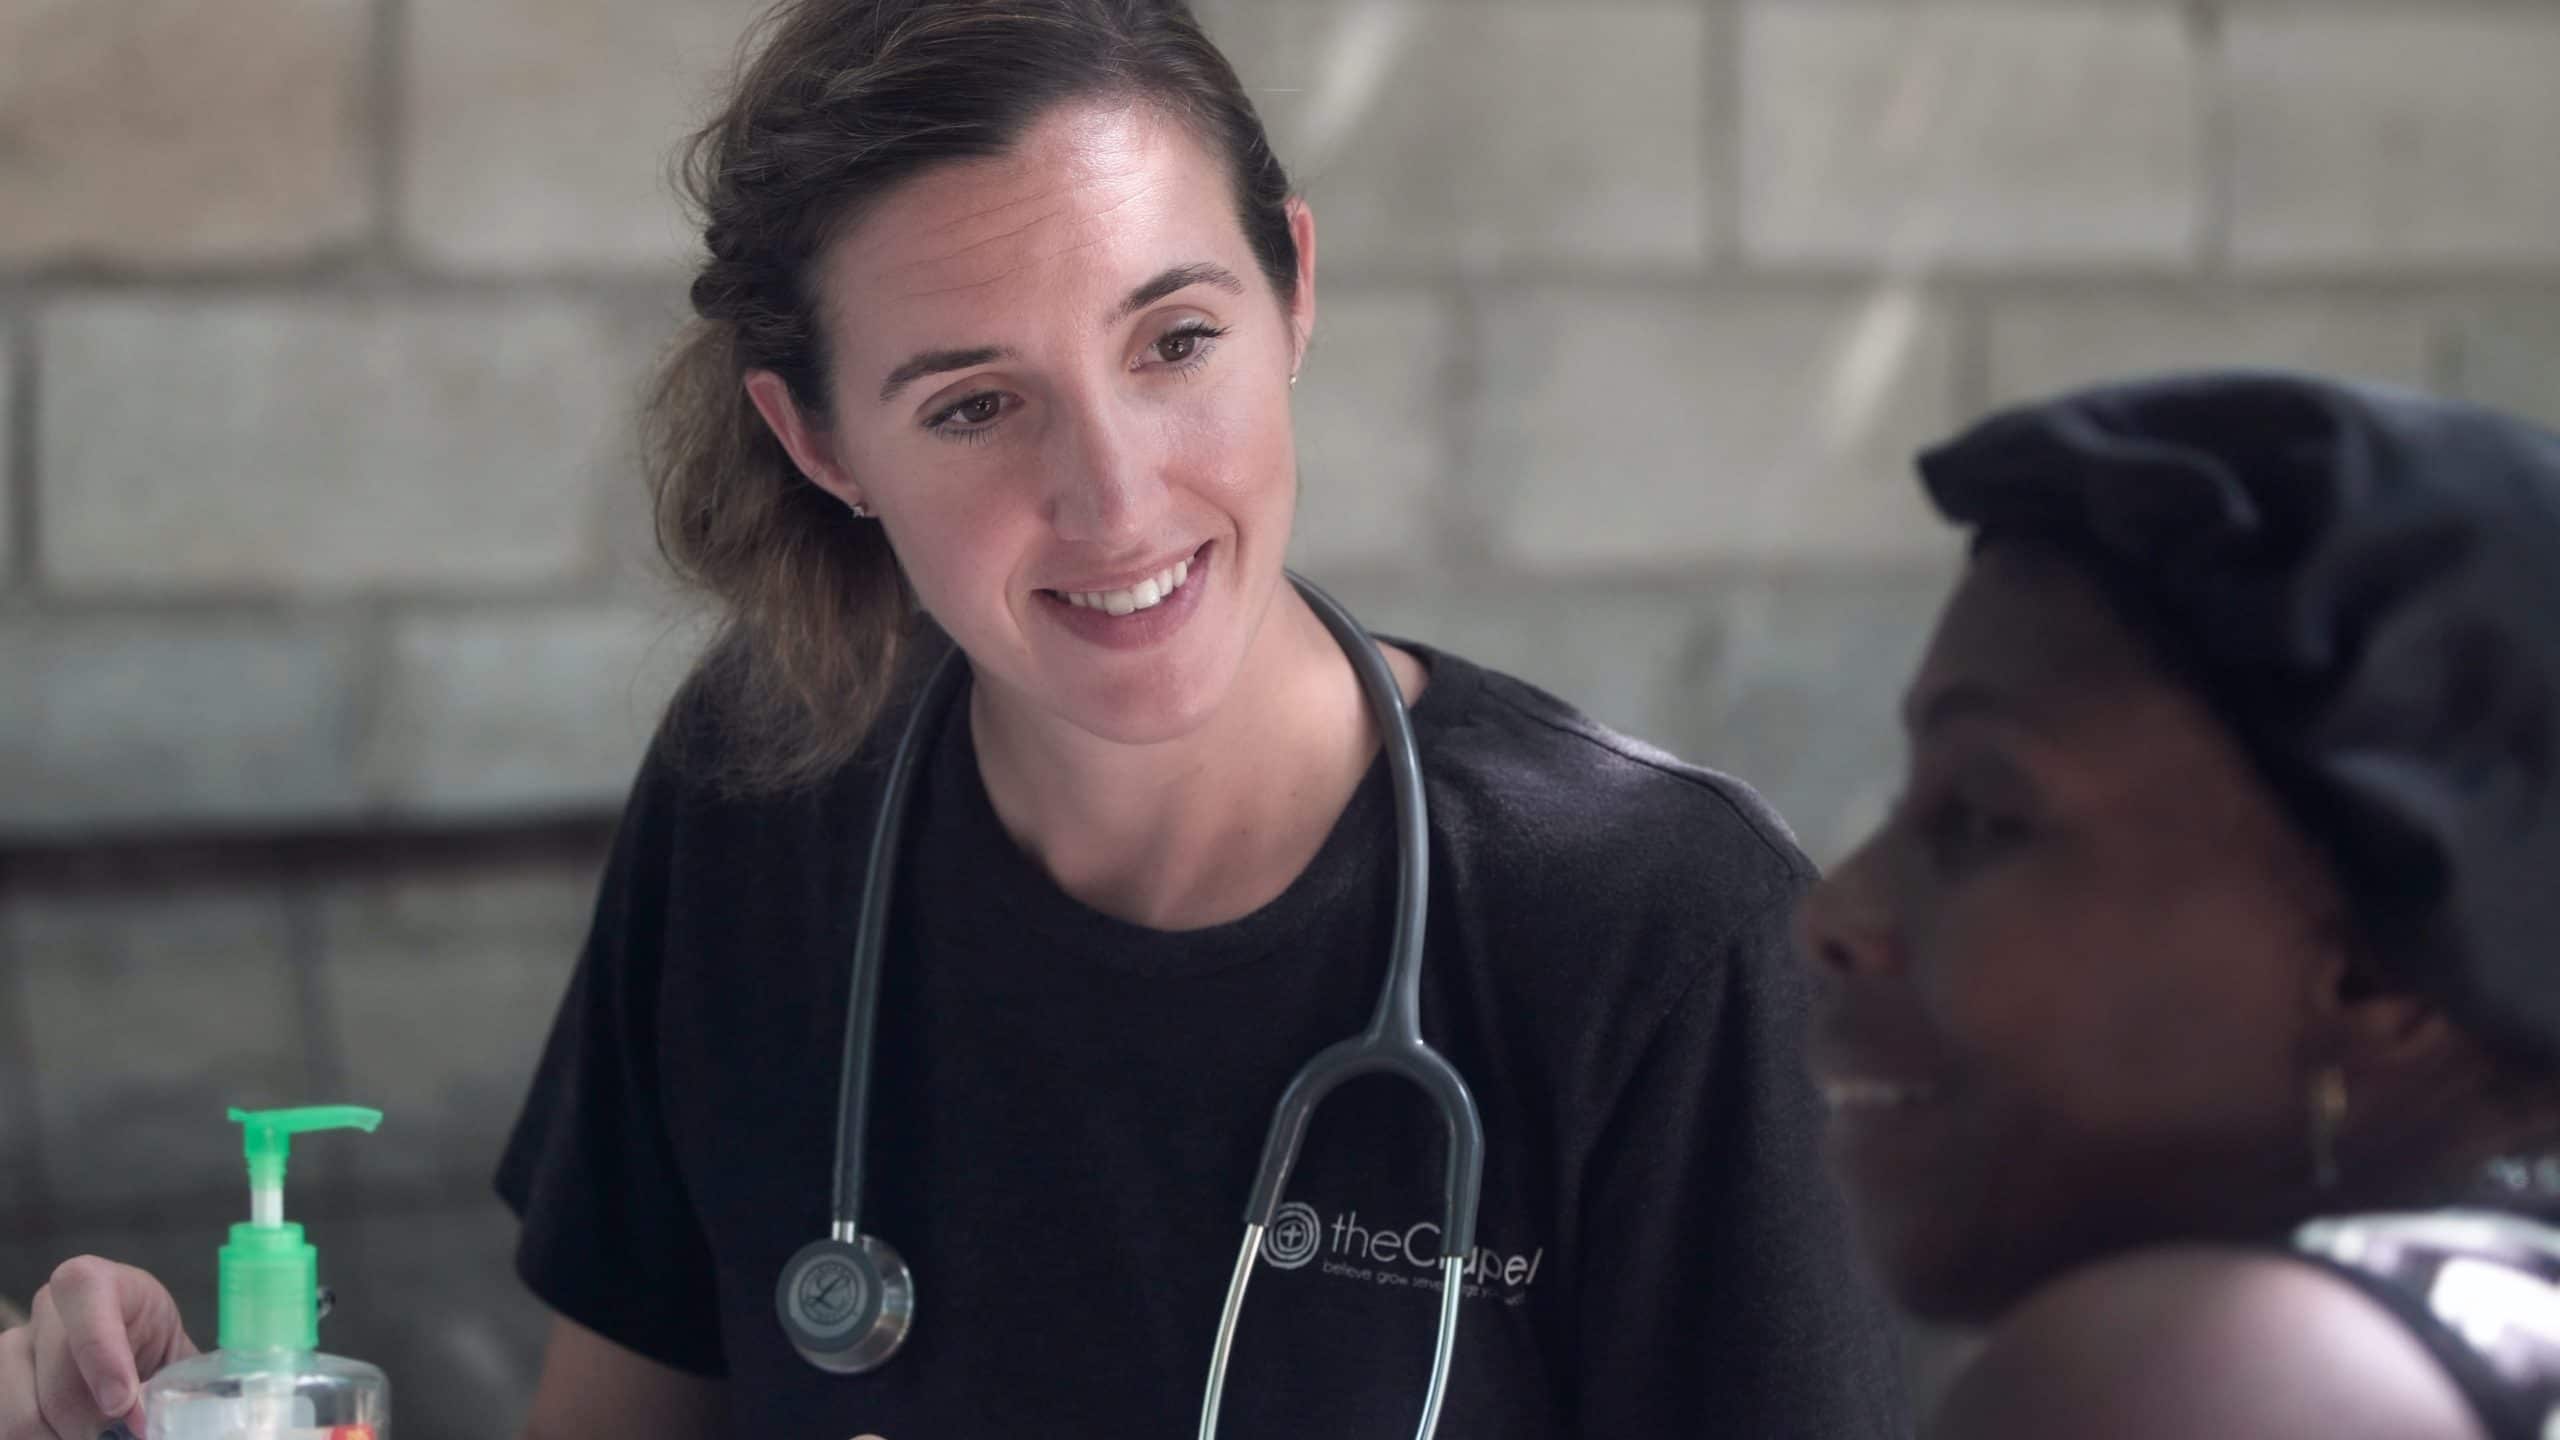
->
[644,0,1300,791]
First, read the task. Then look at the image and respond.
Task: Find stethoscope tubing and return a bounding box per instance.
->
[812,573,1484,1437]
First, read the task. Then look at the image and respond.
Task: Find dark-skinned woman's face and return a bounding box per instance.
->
[1797,541,2347,1324]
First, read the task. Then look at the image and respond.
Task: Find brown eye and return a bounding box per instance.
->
[1916,795,2030,874]
[1147,323,1227,368]
[925,390,1011,441]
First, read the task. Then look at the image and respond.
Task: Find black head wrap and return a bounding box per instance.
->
[1918,370,2560,1066]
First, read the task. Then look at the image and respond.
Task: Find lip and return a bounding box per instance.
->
[1033,540,1213,653]
[1037,541,1208,598]
[1814,1075,1945,1111]
[1812,1057,1956,1197]
[1808,1018,1950,1116]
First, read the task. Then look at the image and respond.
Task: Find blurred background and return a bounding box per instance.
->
[2,0,2556,1433]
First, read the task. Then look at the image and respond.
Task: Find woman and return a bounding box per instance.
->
[0,2,1904,1437]
[1801,369,2560,1439]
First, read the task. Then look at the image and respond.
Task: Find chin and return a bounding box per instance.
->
[1064,688,1220,746]
[1045,649,1232,745]
[995,540,1279,744]
[1853,1200,2037,1328]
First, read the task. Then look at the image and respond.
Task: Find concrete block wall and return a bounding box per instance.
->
[4,1,2558,1432]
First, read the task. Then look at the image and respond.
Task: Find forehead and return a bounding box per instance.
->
[1910,541,2200,752]
[822,101,1240,352]
[1927,546,2151,693]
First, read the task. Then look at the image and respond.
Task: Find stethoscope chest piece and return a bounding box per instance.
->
[777,1231,915,1374]
[788,583,1480,1439]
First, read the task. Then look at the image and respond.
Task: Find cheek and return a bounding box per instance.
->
[859,460,1037,632]
[905,490,1011,574]
[1169,375,1296,507]
[1923,859,2304,1142]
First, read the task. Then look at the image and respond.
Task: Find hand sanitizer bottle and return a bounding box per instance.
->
[139,1107,391,1440]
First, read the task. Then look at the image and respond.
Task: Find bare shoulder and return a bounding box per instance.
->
[1378,639,1430,708]
[1927,1246,2487,1440]
[520,1316,723,1440]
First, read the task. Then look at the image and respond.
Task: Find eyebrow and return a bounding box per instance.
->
[879,344,1015,405]
[1111,261,1246,322]
[875,261,1248,405]
[1901,680,2037,738]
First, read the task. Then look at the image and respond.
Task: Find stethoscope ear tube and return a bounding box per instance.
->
[1239,1041,1485,1262]
[1258,575,1487,1259]
[780,643,967,1377]
[1203,576,1488,1440]
[792,580,1486,1438]
[831,646,971,1232]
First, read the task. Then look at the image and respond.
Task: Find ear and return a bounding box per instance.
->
[1283,194,1317,376]
[744,370,867,513]
[2306,942,2461,1072]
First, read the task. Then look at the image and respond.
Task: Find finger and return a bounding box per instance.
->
[44,1261,149,1422]
[29,1288,106,1440]
[2,1322,49,1440]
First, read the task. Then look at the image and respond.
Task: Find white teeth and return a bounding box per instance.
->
[1821,1080,1937,1110]
[1063,556,1194,617]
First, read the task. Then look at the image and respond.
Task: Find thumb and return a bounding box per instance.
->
[52,1258,189,1415]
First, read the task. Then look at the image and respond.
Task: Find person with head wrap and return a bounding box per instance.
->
[1799,370,2560,1440]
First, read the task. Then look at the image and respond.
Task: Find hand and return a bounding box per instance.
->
[0,1258,198,1440]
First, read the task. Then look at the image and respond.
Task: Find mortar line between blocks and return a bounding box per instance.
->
[1438,277,1496,571]
[0,855,59,1234]
[2191,0,2235,275]
[368,0,411,266]
[5,308,37,592]
[1703,0,1746,271]
[283,864,362,1203]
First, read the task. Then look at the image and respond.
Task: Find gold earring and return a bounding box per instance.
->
[2310,1065,2348,1191]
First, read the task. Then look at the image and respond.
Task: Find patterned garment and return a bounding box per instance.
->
[2295,1209,2560,1440]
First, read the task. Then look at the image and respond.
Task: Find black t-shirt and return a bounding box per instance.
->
[497,643,1908,1437]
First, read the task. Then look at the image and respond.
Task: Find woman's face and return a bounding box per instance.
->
[1797,541,2348,1323]
[753,99,1315,745]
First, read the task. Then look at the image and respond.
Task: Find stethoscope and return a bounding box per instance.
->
[774,574,1486,1439]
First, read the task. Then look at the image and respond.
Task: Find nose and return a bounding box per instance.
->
[1043,389,1169,548]
[1795,840,1903,982]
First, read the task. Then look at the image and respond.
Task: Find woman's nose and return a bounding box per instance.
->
[1044,396,1168,547]
[1795,841,1903,982]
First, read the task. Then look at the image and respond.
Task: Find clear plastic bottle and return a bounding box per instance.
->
[140,1107,391,1440]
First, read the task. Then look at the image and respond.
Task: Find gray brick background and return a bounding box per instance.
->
[2227,10,2560,269]
[1743,2,2202,267]
[5,0,2557,1434]
[0,0,373,268]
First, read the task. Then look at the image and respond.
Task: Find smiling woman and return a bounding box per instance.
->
[0,4,1908,1440]
[649,1,1316,796]
[1801,372,2560,1440]
[735,100,1313,770]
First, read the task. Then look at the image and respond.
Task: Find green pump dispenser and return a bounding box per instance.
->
[218,1107,381,1353]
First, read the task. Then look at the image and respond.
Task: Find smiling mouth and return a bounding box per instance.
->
[1044,543,1206,617]
[1820,1079,1942,1111]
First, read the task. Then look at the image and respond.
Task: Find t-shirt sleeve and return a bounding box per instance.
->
[1573,887,1912,1438]
[494,741,728,1378]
